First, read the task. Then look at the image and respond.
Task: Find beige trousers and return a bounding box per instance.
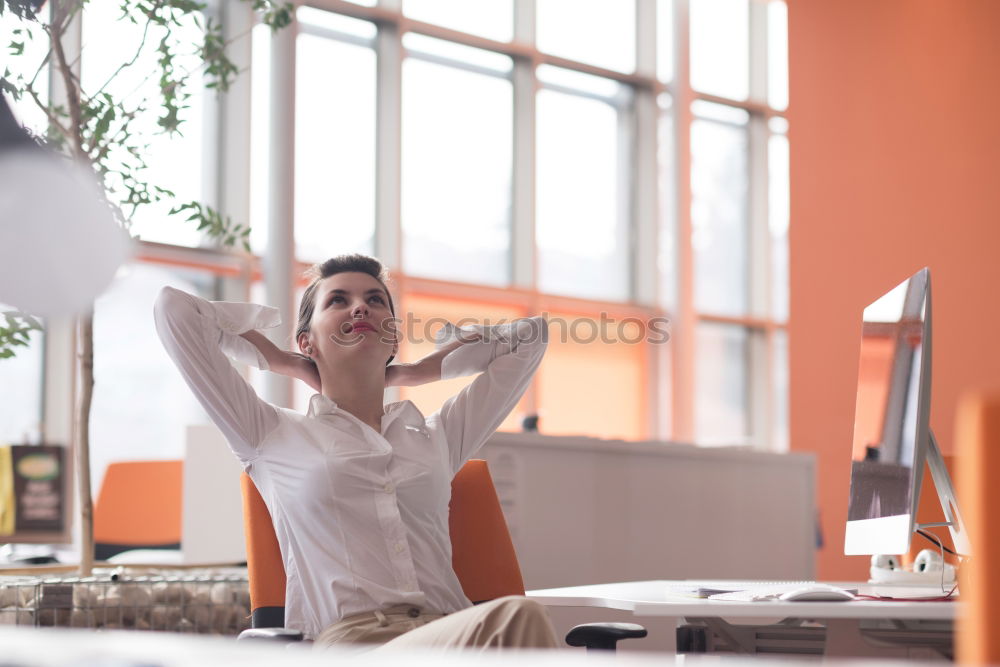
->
[314,596,559,651]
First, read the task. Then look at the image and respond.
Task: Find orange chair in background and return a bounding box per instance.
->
[93,460,183,561]
[239,458,646,650]
[956,391,1000,665]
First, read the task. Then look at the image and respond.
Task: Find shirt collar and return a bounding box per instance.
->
[306,393,339,418]
[305,394,418,424]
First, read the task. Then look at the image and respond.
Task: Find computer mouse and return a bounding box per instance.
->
[778,585,855,602]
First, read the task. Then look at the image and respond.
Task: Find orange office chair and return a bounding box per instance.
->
[93,460,183,561]
[238,459,645,650]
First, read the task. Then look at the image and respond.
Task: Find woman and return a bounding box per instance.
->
[153,254,556,649]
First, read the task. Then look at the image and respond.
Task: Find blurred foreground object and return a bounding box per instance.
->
[0,95,129,318]
[956,390,1000,665]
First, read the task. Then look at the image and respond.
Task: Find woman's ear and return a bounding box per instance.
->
[297,332,313,357]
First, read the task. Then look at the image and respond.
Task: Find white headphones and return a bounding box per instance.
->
[869,550,955,584]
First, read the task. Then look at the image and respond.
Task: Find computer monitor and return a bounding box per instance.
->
[844,268,970,557]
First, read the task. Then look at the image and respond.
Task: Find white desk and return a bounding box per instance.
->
[528,580,956,658]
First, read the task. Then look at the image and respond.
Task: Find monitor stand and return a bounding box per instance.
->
[868,430,969,586]
[920,430,971,557]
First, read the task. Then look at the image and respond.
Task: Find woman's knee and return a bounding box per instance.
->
[489,596,549,621]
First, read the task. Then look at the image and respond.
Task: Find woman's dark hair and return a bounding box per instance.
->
[296,254,397,364]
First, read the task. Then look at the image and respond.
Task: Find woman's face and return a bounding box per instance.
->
[302,271,398,368]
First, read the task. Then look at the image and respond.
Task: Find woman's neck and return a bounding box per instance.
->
[319,363,387,432]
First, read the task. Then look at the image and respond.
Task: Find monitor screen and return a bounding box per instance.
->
[844,268,931,555]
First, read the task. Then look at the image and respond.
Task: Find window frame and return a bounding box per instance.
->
[35,0,789,453]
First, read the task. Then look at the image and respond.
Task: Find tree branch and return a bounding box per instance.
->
[23,80,70,142]
[49,0,84,157]
[91,11,158,100]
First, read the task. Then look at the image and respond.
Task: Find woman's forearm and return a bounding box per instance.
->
[239,329,292,374]
[386,337,474,387]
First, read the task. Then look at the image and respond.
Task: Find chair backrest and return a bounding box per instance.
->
[956,391,1000,664]
[240,459,525,627]
[94,460,183,560]
[448,459,526,602]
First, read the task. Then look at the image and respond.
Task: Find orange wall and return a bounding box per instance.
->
[788,0,1000,579]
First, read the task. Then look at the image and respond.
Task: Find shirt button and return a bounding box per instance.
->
[407,608,420,618]
[383,483,394,493]
[395,542,405,553]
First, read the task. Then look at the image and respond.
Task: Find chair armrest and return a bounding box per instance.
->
[237,627,305,642]
[565,622,648,651]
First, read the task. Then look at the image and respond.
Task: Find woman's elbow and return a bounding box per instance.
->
[515,316,549,354]
[153,286,194,334]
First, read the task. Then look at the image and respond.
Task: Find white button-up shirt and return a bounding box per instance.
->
[153,287,547,639]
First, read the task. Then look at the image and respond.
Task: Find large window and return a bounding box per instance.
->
[22,0,790,458]
[0,306,44,445]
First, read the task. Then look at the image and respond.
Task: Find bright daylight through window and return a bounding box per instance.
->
[2,0,790,472]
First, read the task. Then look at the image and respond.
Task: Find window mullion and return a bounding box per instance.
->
[43,8,82,453]
[514,0,536,44]
[374,20,403,271]
[749,0,772,447]
[511,57,537,291]
[635,2,660,440]
[217,0,254,247]
[671,0,696,443]
[263,11,297,407]
[748,0,768,104]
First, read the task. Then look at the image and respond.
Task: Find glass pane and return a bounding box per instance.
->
[695,322,748,445]
[537,0,636,73]
[403,0,513,43]
[769,131,789,322]
[657,0,674,82]
[0,307,44,444]
[249,24,271,255]
[537,88,628,301]
[91,263,212,493]
[537,64,621,98]
[80,3,204,247]
[399,295,526,432]
[404,33,512,72]
[1,3,50,135]
[401,59,512,286]
[657,99,677,312]
[537,311,646,440]
[768,1,789,110]
[691,99,749,125]
[295,31,377,263]
[690,0,749,100]
[298,6,377,38]
[691,110,749,316]
[771,329,789,452]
